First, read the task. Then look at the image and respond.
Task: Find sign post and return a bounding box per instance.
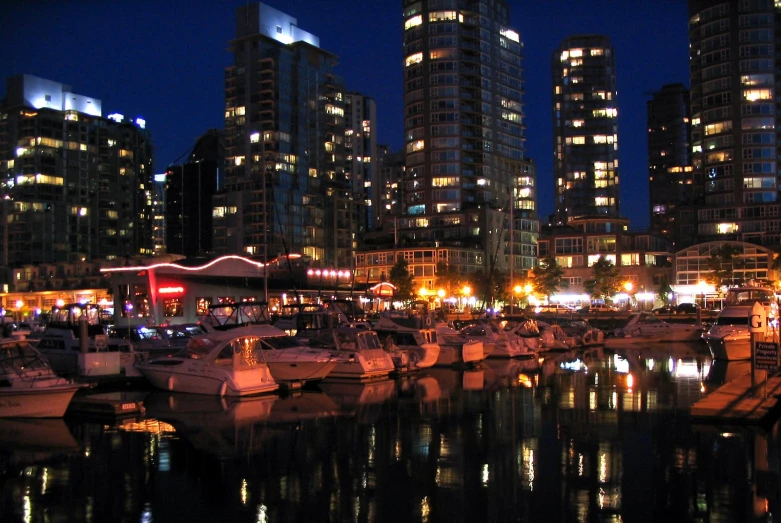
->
[749,302,768,397]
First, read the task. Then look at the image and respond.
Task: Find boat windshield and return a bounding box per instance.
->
[0,341,51,373]
[725,288,775,306]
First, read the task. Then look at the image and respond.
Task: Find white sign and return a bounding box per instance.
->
[749,301,767,334]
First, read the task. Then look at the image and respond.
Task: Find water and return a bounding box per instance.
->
[0,343,778,523]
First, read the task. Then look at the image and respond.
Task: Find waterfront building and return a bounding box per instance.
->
[214,2,358,268]
[399,0,537,276]
[0,74,154,265]
[374,145,404,230]
[647,83,694,247]
[552,35,619,224]
[688,0,781,247]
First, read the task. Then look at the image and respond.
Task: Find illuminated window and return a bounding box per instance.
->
[405,14,422,30]
[406,52,423,67]
[744,89,772,101]
[429,10,457,22]
[500,29,519,43]
[163,298,183,317]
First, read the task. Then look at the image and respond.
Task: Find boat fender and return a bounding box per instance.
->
[424,316,432,327]
[167,375,174,391]
[220,381,228,397]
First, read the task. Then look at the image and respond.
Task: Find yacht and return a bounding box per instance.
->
[305,325,396,380]
[433,321,485,366]
[135,328,279,396]
[704,285,779,360]
[248,324,340,383]
[605,312,704,348]
[372,313,441,371]
[0,337,84,417]
[459,319,529,358]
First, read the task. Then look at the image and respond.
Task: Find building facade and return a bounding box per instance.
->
[214,2,359,267]
[0,74,155,265]
[400,0,537,276]
[688,0,781,247]
[345,93,377,238]
[552,35,619,224]
[647,83,694,246]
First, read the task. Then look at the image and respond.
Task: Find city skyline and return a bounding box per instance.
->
[1,0,689,228]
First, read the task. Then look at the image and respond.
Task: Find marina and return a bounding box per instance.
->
[3,336,781,522]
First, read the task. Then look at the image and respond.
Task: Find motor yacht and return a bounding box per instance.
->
[0,337,84,417]
[373,313,441,372]
[305,325,396,380]
[703,285,779,360]
[247,324,340,383]
[459,319,529,358]
[605,312,704,348]
[432,322,485,366]
[135,328,279,396]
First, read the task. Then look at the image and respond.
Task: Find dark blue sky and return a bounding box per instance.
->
[1,0,689,229]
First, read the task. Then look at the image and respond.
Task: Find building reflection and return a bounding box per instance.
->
[4,343,781,522]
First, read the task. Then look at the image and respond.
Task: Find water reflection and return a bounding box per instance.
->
[2,341,781,522]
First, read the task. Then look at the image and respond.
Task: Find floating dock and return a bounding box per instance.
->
[691,373,781,426]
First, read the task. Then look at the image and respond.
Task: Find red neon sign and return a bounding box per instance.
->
[158,286,185,295]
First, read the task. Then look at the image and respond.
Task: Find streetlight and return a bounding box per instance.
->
[623,282,634,311]
[462,286,471,312]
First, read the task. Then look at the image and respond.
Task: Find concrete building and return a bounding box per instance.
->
[399,0,537,276]
[0,74,155,265]
[552,35,619,224]
[688,0,781,247]
[214,2,359,268]
[345,93,377,238]
[647,83,694,246]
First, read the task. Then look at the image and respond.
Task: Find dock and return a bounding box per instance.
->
[691,372,781,426]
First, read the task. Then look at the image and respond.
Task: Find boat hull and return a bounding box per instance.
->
[0,384,82,418]
[266,360,339,383]
[136,361,279,396]
[705,334,751,361]
[326,349,394,380]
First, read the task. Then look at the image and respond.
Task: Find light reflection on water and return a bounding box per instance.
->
[0,342,777,522]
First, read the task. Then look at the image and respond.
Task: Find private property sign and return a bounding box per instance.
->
[755,342,779,371]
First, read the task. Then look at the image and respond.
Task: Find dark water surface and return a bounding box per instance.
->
[1,343,778,523]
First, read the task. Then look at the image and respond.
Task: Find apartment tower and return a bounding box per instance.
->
[688,0,781,247]
[552,35,619,225]
[647,83,693,246]
[0,74,154,266]
[401,0,538,275]
[215,2,358,267]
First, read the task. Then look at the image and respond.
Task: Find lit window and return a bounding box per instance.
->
[405,14,422,30]
[406,52,423,67]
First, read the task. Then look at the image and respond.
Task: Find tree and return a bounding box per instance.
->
[531,256,567,302]
[434,261,462,298]
[583,257,622,302]
[388,257,415,304]
[706,243,741,287]
[656,275,673,305]
[472,268,508,310]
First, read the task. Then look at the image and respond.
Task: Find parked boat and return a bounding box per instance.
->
[373,313,441,372]
[35,303,143,378]
[433,322,485,366]
[135,328,279,396]
[0,337,84,417]
[606,312,704,348]
[308,326,395,380]
[459,319,529,358]
[703,285,779,360]
[552,318,606,347]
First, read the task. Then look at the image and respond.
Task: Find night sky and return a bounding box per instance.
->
[1,0,689,229]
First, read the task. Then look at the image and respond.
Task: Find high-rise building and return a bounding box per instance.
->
[552,35,619,224]
[647,83,693,246]
[400,0,537,275]
[345,92,377,239]
[688,0,781,247]
[215,2,359,267]
[0,74,154,266]
[165,129,223,257]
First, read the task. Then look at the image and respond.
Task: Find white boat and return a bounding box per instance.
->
[0,337,84,417]
[433,322,485,366]
[135,329,279,396]
[245,324,340,383]
[35,303,143,378]
[305,325,396,380]
[459,320,530,358]
[703,285,779,360]
[373,314,441,371]
[552,318,606,347]
[606,312,704,348]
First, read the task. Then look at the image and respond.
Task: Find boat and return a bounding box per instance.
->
[605,312,705,348]
[552,318,606,347]
[0,337,84,417]
[433,321,485,366]
[242,324,340,383]
[34,303,143,378]
[703,285,779,360]
[135,328,279,396]
[459,319,529,358]
[305,325,396,380]
[372,312,441,372]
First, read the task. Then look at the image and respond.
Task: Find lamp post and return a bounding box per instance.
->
[623,282,634,311]
[462,286,471,312]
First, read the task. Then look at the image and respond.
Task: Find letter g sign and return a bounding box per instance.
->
[748,302,767,333]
